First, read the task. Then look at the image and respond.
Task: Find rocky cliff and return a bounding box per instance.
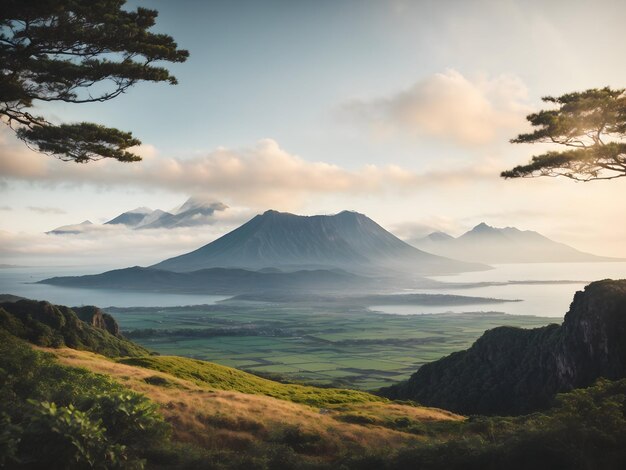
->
[73,305,121,336]
[381,280,626,415]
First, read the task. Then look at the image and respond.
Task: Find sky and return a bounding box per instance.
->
[1,0,626,267]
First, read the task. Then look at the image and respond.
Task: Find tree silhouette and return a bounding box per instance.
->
[502,87,626,181]
[0,0,188,163]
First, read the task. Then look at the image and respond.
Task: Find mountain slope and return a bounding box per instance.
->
[381,279,626,415]
[152,210,486,274]
[411,222,616,263]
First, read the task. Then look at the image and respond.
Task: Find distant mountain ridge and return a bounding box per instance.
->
[410,222,617,263]
[105,197,229,229]
[39,266,385,294]
[151,210,487,274]
[47,197,228,234]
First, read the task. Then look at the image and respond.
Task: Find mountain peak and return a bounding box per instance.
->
[427,231,454,242]
[262,209,289,216]
[471,222,494,232]
[152,210,485,274]
[177,197,228,214]
[127,207,153,215]
[336,210,367,219]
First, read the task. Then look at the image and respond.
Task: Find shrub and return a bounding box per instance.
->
[19,401,130,470]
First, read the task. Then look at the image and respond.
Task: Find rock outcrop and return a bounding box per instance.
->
[381,280,626,415]
[73,305,121,336]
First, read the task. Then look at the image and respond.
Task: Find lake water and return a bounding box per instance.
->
[1,262,625,316]
[373,262,626,318]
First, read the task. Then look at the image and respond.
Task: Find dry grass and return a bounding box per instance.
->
[44,347,463,456]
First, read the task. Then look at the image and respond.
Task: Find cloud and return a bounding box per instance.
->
[28,206,67,215]
[0,222,245,268]
[0,131,499,210]
[0,206,11,211]
[341,69,531,146]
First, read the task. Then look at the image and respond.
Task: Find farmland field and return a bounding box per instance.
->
[110,300,555,390]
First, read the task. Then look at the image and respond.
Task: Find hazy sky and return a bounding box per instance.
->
[1,0,626,266]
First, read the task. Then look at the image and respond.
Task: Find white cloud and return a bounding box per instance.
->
[0,222,244,268]
[28,206,67,215]
[341,69,531,146]
[0,130,499,210]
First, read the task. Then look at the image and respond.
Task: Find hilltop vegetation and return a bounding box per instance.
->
[382,280,626,415]
[0,299,148,357]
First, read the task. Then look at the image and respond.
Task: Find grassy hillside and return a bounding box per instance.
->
[38,346,626,470]
[48,347,461,460]
[119,355,382,407]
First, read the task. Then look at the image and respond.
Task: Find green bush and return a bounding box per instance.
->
[0,331,169,469]
[88,393,169,449]
[19,401,129,470]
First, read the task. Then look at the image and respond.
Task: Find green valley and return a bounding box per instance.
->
[111,301,553,389]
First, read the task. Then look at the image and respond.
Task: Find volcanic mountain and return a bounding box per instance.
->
[411,222,618,264]
[151,210,487,274]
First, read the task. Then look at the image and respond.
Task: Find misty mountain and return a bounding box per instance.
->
[105,197,228,229]
[410,222,617,264]
[152,210,487,274]
[46,220,93,235]
[48,197,228,234]
[138,199,228,229]
[104,207,154,227]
